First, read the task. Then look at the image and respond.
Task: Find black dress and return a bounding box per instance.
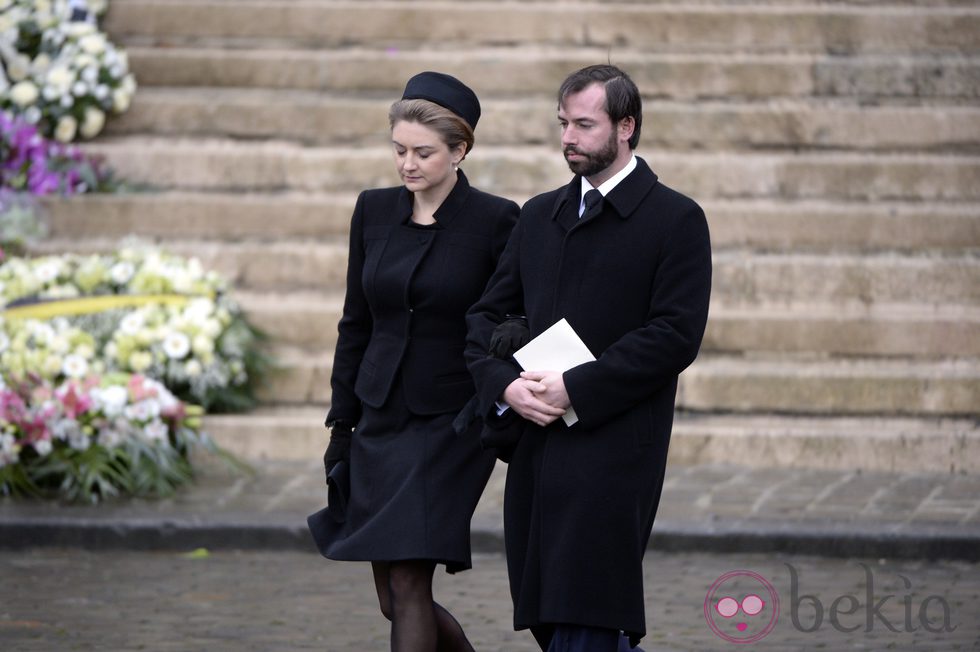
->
[309,176,518,573]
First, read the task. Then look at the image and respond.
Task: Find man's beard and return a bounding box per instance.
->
[563,129,619,178]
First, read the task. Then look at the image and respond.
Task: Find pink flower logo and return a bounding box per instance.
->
[704,570,780,644]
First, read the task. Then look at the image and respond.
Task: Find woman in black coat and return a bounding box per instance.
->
[307,72,519,651]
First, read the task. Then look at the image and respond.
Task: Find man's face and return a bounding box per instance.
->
[558,83,620,179]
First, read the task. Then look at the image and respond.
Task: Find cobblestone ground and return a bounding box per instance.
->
[1,550,978,651]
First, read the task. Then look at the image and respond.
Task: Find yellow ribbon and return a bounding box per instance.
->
[2,294,198,320]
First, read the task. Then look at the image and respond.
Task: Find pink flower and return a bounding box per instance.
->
[56,381,94,419]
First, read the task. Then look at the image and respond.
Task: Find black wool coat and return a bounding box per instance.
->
[326,171,519,428]
[464,157,712,642]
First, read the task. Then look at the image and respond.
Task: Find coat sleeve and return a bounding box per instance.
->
[563,202,712,430]
[325,191,371,427]
[465,208,525,418]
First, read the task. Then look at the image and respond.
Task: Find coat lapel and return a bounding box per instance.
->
[550,179,581,233]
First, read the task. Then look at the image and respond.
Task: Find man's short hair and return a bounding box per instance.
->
[558,64,643,150]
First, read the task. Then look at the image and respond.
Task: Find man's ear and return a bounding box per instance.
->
[618,116,636,144]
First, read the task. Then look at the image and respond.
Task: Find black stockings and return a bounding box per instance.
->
[372,561,476,652]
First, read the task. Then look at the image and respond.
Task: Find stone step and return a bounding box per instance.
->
[123,46,980,101]
[42,194,980,254]
[104,89,980,153]
[118,0,979,7]
[668,413,980,473]
[104,2,979,55]
[80,139,980,201]
[253,348,980,417]
[33,238,980,307]
[42,192,357,241]
[236,290,345,350]
[701,303,980,357]
[679,356,979,417]
[232,289,980,358]
[203,407,979,473]
[710,250,980,307]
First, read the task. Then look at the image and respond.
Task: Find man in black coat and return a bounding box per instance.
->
[465,65,712,651]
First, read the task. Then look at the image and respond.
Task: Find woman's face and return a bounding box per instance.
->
[391,120,464,195]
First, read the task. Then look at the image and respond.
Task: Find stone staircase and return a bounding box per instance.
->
[37,0,980,472]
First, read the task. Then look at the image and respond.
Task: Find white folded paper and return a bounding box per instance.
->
[512,318,595,426]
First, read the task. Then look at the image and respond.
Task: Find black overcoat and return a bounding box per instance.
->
[465,157,711,641]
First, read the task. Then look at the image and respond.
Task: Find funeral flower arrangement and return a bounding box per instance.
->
[0,0,136,142]
[0,245,265,501]
[0,245,268,411]
[0,372,213,501]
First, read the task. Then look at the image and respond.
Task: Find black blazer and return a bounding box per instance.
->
[326,171,518,426]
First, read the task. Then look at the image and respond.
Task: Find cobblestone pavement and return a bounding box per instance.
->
[1,549,978,651]
[3,461,979,559]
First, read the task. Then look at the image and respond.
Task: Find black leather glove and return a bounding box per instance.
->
[488,315,529,359]
[323,421,353,485]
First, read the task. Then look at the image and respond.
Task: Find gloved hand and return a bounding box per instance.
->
[454,316,530,435]
[323,421,353,485]
[488,314,529,359]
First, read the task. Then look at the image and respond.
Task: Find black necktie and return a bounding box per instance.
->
[582,189,603,220]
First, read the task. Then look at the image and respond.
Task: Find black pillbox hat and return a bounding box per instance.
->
[401,71,481,130]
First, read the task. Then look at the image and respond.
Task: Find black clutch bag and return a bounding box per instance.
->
[326,460,350,523]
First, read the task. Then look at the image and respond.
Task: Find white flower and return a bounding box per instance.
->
[46,66,74,95]
[110,261,135,285]
[71,80,88,97]
[125,399,160,422]
[0,433,18,467]
[23,106,41,124]
[52,419,80,441]
[119,311,144,335]
[6,54,31,82]
[54,115,77,143]
[50,335,70,354]
[80,66,98,85]
[143,419,168,443]
[97,427,122,448]
[202,318,222,338]
[112,87,131,112]
[79,34,106,55]
[184,298,214,323]
[34,259,63,283]
[32,53,51,75]
[79,106,105,139]
[61,21,95,37]
[128,351,152,372]
[33,439,53,456]
[30,322,56,344]
[59,94,74,108]
[94,84,109,100]
[95,385,128,417]
[68,430,91,451]
[192,334,214,357]
[0,432,16,452]
[62,354,89,378]
[9,80,39,107]
[162,331,191,359]
[184,359,202,377]
[0,332,8,353]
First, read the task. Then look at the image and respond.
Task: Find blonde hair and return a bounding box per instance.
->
[388,98,475,159]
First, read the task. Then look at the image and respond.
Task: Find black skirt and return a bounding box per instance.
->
[308,380,496,573]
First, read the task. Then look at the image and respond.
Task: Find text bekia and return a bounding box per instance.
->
[788,563,958,634]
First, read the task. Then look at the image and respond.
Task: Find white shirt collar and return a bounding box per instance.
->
[579,154,637,215]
